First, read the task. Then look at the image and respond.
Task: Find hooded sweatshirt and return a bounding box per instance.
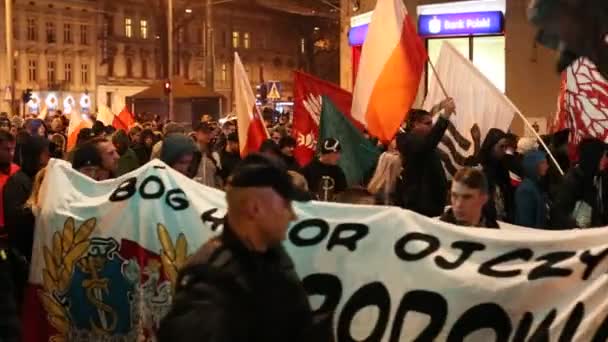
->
[551,138,606,229]
[514,150,548,228]
[477,129,515,223]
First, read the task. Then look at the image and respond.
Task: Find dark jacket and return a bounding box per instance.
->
[397,116,449,217]
[302,159,347,201]
[133,144,152,166]
[514,151,548,228]
[281,154,301,173]
[219,150,241,181]
[158,223,329,342]
[116,148,140,176]
[0,243,20,342]
[477,129,515,223]
[551,139,606,229]
[440,208,500,229]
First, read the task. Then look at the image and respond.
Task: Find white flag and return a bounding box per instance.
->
[423,42,519,175]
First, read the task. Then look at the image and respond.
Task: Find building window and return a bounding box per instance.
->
[80,25,89,45]
[65,63,72,83]
[142,58,148,78]
[126,58,133,78]
[46,22,56,43]
[81,64,89,84]
[232,31,239,49]
[300,38,306,54]
[140,20,148,39]
[27,18,37,41]
[221,63,227,82]
[47,61,56,84]
[125,18,132,38]
[64,23,72,44]
[244,33,250,49]
[28,60,37,82]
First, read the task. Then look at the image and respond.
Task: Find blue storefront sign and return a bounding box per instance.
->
[418,11,504,37]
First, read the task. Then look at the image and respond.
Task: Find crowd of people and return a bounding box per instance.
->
[0,96,607,340]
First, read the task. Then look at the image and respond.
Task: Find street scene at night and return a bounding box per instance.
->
[2,0,608,340]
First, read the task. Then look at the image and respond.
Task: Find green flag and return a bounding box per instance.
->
[319,95,381,186]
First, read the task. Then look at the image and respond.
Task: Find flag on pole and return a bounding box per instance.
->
[351,0,427,142]
[66,110,92,151]
[293,71,359,166]
[422,42,518,176]
[318,96,380,185]
[234,52,268,157]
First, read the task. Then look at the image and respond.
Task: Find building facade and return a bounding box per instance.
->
[1,0,336,117]
[0,0,98,115]
[340,0,562,135]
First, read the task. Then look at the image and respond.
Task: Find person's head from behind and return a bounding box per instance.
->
[112,130,131,156]
[140,129,156,148]
[195,122,214,146]
[0,131,16,168]
[319,138,341,165]
[72,142,110,181]
[19,135,50,177]
[450,168,489,226]
[129,126,142,145]
[407,109,433,136]
[90,137,120,175]
[76,128,95,146]
[163,122,186,137]
[523,150,549,179]
[226,132,239,154]
[92,120,106,138]
[271,130,282,145]
[279,136,296,157]
[226,154,309,251]
[578,138,608,175]
[160,135,198,176]
[259,139,282,160]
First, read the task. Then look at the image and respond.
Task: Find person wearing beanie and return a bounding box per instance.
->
[514,150,550,228]
[160,135,198,177]
[301,138,347,201]
[551,138,608,229]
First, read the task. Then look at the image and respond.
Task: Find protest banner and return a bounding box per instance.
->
[23,159,608,341]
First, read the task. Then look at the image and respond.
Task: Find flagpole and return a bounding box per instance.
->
[428,59,449,99]
[515,110,565,176]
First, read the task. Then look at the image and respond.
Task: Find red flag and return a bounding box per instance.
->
[114,106,136,131]
[293,71,361,166]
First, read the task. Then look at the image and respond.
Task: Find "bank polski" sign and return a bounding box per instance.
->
[418,11,504,37]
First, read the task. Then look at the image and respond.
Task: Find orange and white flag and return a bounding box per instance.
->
[351,0,427,141]
[66,110,92,151]
[234,52,269,157]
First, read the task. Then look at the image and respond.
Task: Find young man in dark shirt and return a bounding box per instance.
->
[302,138,347,201]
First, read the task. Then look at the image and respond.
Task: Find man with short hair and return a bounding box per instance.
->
[440,167,499,228]
[194,122,221,187]
[158,154,327,342]
[72,142,111,181]
[89,138,120,178]
[397,98,455,216]
[278,136,299,172]
[301,138,347,201]
[112,130,140,176]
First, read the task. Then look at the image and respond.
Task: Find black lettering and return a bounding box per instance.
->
[326,223,369,252]
[337,282,390,342]
[512,312,533,342]
[166,189,189,211]
[302,273,342,315]
[592,310,608,342]
[153,165,166,169]
[528,251,576,281]
[525,309,556,341]
[435,241,486,270]
[389,290,447,342]
[201,209,224,231]
[478,248,533,278]
[289,219,330,247]
[109,177,137,202]
[559,303,584,342]
[580,248,608,280]
[139,175,165,199]
[447,303,512,342]
[395,232,440,262]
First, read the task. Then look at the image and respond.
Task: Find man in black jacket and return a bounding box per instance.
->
[396,98,455,217]
[0,241,20,342]
[158,154,330,342]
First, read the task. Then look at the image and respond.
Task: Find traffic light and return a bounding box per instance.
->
[22,88,32,104]
[163,80,171,95]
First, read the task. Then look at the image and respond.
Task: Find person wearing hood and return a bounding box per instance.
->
[4,136,50,261]
[514,150,550,228]
[112,130,140,176]
[551,138,608,229]
[474,128,515,223]
[160,135,199,177]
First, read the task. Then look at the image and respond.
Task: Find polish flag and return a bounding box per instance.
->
[351,0,427,142]
[98,105,136,131]
[66,110,92,151]
[234,52,269,157]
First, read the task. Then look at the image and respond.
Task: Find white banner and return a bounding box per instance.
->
[423,42,519,176]
[26,159,608,341]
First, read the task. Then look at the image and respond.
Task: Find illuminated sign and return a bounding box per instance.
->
[418,11,504,37]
